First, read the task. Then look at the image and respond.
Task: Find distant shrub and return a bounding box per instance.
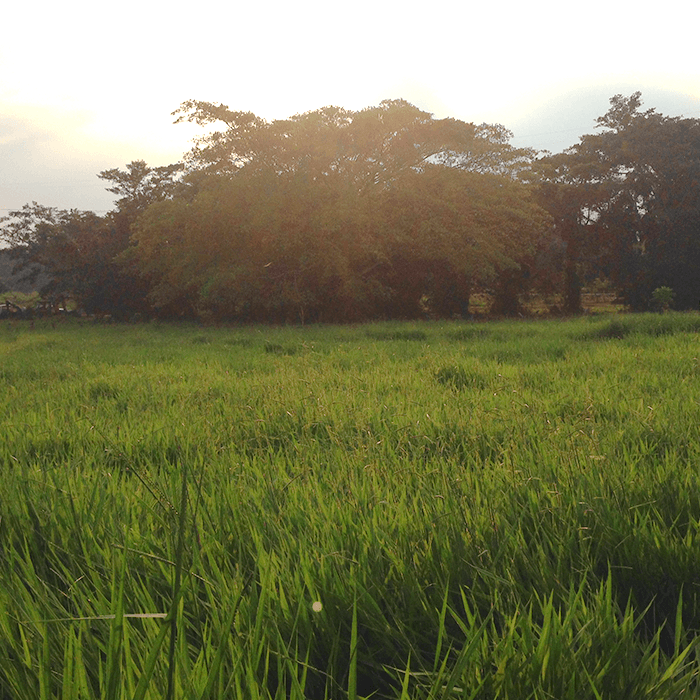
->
[652,286,675,312]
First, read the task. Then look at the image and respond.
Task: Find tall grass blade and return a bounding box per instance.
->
[166,457,189,700]
[105,541,128,700]
[131,621,171,700]
[348,592,358,700]
[196,572,253,700]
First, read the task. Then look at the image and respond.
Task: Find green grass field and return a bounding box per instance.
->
[2,313,700,699]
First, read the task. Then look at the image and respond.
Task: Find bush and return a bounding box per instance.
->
[652,286,675,312]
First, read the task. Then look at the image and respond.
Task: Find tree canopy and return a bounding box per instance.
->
[2,94,698,320]
[537,92,700,311]
[172,99,535,181]
[127,99,548,321]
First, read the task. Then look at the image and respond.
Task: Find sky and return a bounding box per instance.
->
[2,0,699,215]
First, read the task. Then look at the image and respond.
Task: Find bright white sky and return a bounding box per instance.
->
[2,0,699,213]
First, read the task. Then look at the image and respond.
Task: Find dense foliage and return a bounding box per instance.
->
[131,100,547,321]
[537,92,700,312]
[0,161,181,317]
[1,94,699,319]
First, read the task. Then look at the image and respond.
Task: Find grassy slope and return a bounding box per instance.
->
[1,314,700,698]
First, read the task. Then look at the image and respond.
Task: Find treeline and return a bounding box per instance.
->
[2,94,699,321]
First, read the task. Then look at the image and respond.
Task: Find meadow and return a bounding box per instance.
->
[2,313,700,699]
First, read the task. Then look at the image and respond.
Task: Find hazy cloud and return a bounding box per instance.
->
[0,106,186,212]
[2,0,698,211]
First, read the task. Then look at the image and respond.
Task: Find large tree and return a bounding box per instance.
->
[0,204,138,315]
[375,165,549,318]
[132,169,378,322]
[533,163,604,314]
[538,93,700,311]
[0,162,182,316]
[131,100,549,321]
[97,159,183,265]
